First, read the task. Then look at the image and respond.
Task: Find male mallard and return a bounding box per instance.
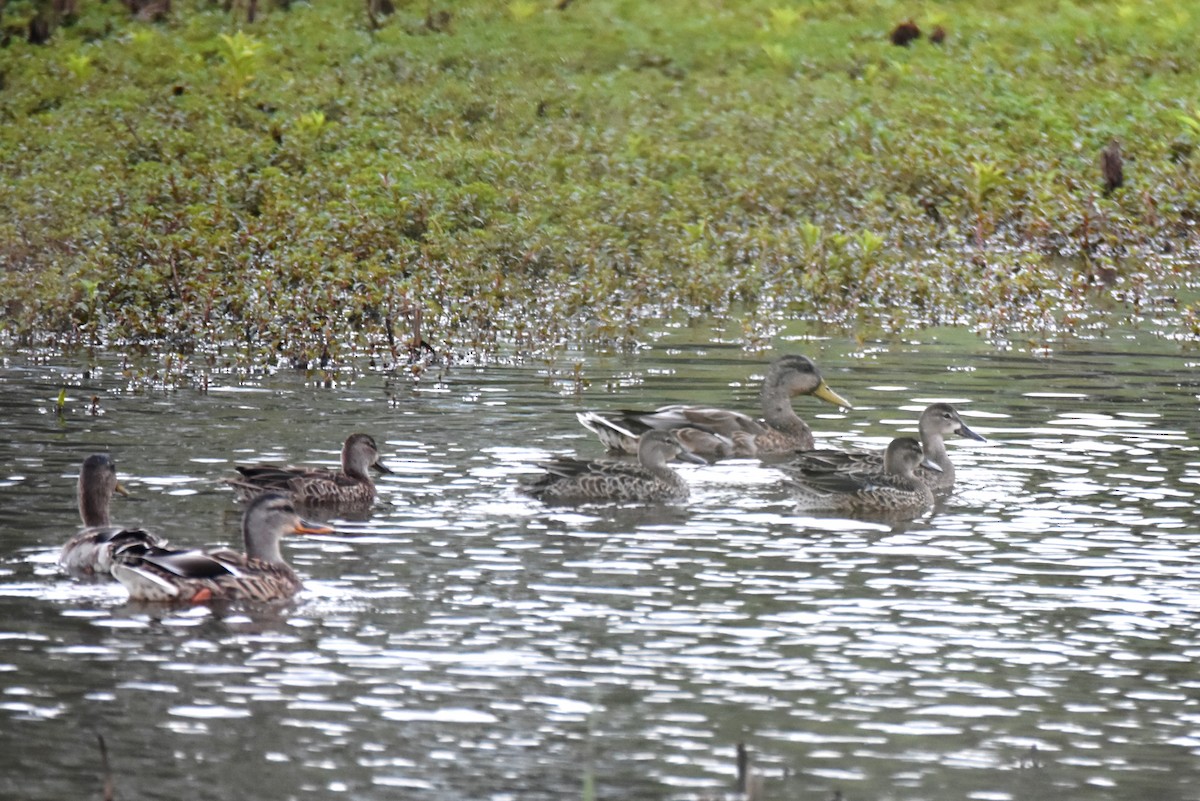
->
[111,492,333,603]
[783,403,985,490]
[789,437,941,515]
[59,454,169,578]
[226,432,391,505]
[576,354,852,460]
[521,430,706,504]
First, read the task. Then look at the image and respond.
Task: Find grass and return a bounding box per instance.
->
[1,0,1198,376]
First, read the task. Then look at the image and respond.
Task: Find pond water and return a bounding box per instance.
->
[1,328,1199,800]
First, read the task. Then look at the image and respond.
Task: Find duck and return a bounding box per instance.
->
[576,354,852,461]
[110,492,334,603]
[782,403,985,490]
[521,430,707,504]
[59,454,169,578]
[225,433,391,505]
[788,437,941,515]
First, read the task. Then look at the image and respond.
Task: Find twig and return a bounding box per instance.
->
[98,733,115,801]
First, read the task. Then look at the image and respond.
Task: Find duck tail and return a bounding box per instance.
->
[575,411,640,454]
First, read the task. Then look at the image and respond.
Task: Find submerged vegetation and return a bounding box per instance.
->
[1,0,1198,373]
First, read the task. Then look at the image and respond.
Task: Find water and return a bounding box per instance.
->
[1,330,1199,800]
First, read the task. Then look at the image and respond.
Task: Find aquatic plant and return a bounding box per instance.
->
[216,30,262,100]
[0,0,1197,375]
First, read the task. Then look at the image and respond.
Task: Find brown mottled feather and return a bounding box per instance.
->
[112,493,333,603]
[783,403,986,490]
[226,433,390,505]
[522,430,704,504]
[60,454,168,578]
[789,437,940,515]
[577,354,852,460]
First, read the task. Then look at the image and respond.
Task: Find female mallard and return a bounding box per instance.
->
[789,437,941,515]
[111,492,333,603]
[59,454,169,578]
[576,354,852,461]
[226,433,391,505]
[783,403,985,490]
[522,430,706,504]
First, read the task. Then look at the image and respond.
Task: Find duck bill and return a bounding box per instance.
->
[371,459,393,474]
[114,481,131,497]
[811,381,853,410]
[293,518,335,536]
[920,457,945,473]
[956,422,987,442]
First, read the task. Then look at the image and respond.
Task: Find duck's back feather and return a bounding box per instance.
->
[521,456,689,504]
[60,526,167,578]
[112,550,301,603]
[228,465,375,504]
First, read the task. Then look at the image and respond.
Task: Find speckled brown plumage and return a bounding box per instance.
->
[522,430,705,504]
[59,454,169,578]
[226,433,390,505]
[783,403,986,490]
[577,354,852,460]
[789,437,941,515]
[112,493,333,603]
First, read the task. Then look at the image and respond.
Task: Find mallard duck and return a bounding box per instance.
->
[576,354,852,460]
[521,430,706,504]
[59,454,169,578]
[111,492,333,603]
[789,437,941,514]
[783,403,985,490]
[226,433,391,505]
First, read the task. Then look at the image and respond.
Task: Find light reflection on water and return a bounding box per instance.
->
[1,333,1199,800]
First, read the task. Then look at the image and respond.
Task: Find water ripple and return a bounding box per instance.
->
[4,339,1200,798]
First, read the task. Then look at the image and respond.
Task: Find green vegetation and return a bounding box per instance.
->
[1,0,1198,372]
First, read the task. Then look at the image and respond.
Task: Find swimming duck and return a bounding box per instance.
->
[576,354,852,460]
[111,492,333,603]
[521,430,706,504]
[226,433,391,505]
[783,403,985,490]
[789,437,941,514]
[59,454,169,578]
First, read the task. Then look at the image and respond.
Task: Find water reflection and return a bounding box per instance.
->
[1,333,1199,800]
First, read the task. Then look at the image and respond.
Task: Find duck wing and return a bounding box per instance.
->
[521,456,654,495]
[232,464,313,490]
[783,448,884,474]
[60,526,169,578]
[578,409,752,459]
[229,464,357,503]
[634,406,766,437]
[122,547,246,579]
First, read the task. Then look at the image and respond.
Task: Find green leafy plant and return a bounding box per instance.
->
[507,0,538,21]
[857,230,885,260]
[293,110,327,136]
[1177,109,1200,139]
[65,53,94,81]
[799,222,823,256]
[760,42,792,70]
[767,7,801,32]
[217,31,262,101]
[969,160,1006,248]
[0,0,1198,371]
